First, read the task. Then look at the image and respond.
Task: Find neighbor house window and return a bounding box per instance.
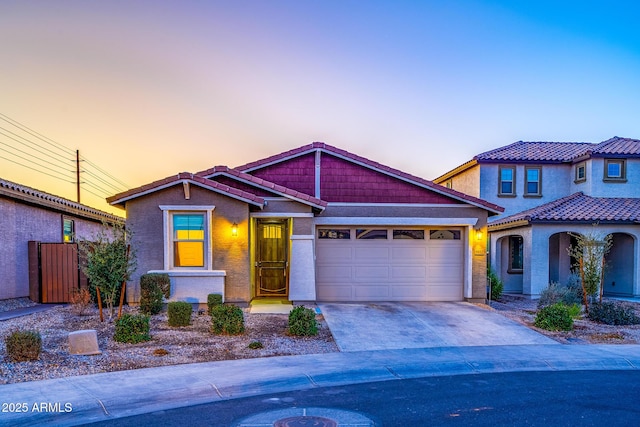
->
[498,166,516,196]
[173,213,205,267]
[604,159,626,181]
[63,218,74,243]
[524,166,541,197]
[509,235,523,273]
[574,162,586,183]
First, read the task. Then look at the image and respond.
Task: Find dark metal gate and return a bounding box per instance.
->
[28,241,83,303]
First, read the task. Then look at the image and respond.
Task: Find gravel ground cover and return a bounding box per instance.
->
[2,295,640,385]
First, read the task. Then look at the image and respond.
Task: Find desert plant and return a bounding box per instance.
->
[5,329,42,362]
[288,306,318,336]
[210,304,245,335]
[114,314,151,343]
[567,229,612,313]
[207,293,223,315]
[68,287,93,316]
[248,341,263,349]
[534,303,573,331]
[140,273,170,315]
[487,267,503,301]
[588,301,640,325]
[538,282,582,309]
[167,301,193,327]
[79,222,137,320]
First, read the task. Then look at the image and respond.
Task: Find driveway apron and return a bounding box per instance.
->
[318,302,557,352]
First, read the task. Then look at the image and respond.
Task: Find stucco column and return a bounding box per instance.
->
[288,235,316,302]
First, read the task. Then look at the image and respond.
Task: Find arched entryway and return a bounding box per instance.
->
[496,234,524,293]
[603,233,635,297]
[548,232,579,285]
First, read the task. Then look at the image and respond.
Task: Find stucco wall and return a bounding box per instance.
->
[584,158,640,198]
[449,165,481,198]
[0,198,107,300]
[125,185,251,304]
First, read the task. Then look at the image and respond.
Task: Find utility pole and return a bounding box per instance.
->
[76,149,81,203]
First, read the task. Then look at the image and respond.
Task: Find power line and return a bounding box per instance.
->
[0,153,75,184]
[0,131,73,175]
[0,125,73,164]
[83,157,130,189]
[83,168,128,193]
[0,112,75,155]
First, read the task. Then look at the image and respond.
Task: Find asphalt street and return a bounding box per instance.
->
[85,370,640,427]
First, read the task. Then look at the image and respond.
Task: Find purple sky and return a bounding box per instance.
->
[2,1,639,214]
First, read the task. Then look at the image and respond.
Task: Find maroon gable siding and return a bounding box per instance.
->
[212,176,276,198]
[320,155,463,204]
[248,153,316,196]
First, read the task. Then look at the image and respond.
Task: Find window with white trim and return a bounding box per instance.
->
[160,206,214,270]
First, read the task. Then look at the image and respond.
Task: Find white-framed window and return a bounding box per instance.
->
[160,206,215,270]
[524,166,541,197]
[498,165,516,196]
[604,159,626,182]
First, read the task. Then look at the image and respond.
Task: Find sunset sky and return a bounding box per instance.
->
[2,1,640,215]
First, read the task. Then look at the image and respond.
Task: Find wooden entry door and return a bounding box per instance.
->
[256,219,289,296]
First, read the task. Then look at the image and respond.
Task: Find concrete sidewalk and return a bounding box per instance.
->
[3,344,640,426]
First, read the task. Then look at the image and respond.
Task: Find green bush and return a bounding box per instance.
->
[140,273,170,315]
[588,301,640,325]
[167,301,193,327]
[5,329,42,362]
[210,304,245,335]
[207,293,223,315]
[567,303,582,319]
[538,282,582,309]
[114,314,151,343]
[534,303,573,331]
[248,341,263,349]
[487,267,503,301]
[288,306,318,336]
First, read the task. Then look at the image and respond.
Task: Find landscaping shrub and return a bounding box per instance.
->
[248,341,263,349]
[538,282,582,309]
[534,303,573,331]
[566,303,582,319]
[5,329,42,362]
[69,287,92,316]
[487,267,503,301]
[167,301,193,327]
[210,304,245,335]
[140,273,170,315]
[588,301,640,325]
[114,314,151,343]
[207,293,223,315]
[288,306,318,336]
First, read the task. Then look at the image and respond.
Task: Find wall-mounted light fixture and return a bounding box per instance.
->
[475,230,483,241]
[231,222,238,237]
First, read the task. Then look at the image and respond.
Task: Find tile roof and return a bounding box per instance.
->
[489,192,640,229]
[196,166,327,210]
[475,141,592,163]
[1,177,124,223]
[591,136,640,157]
[236,142,504,214]
[107,172,265,207]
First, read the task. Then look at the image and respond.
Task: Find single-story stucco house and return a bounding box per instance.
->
[107,143,503,305]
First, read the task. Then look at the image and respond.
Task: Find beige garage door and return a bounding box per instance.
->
[316,228,464,302]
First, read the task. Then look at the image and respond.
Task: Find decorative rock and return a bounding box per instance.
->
[68,330,101,355]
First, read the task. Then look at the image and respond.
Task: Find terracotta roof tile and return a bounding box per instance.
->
[489,192,640,229]
[592,136,640,156]
[1,177,124,223]
[475,141,592,163]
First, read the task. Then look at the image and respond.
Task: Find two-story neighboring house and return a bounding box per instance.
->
[434,137,640,298]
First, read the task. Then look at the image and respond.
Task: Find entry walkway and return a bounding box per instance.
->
[3,344,640,426]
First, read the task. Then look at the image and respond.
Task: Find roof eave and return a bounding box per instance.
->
[433,159,478,183]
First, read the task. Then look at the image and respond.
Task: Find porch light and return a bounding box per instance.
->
[476,230,483,241]
[231,222,238,237]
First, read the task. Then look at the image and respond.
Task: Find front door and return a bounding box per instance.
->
[256,219,289,296]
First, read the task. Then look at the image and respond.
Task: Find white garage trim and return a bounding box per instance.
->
[314,217,479,226]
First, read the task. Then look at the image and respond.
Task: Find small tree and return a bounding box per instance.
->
[567,228,612,314]
[79,222,137,320]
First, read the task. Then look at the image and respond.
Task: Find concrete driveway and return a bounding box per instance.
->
[318,302,558,351]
